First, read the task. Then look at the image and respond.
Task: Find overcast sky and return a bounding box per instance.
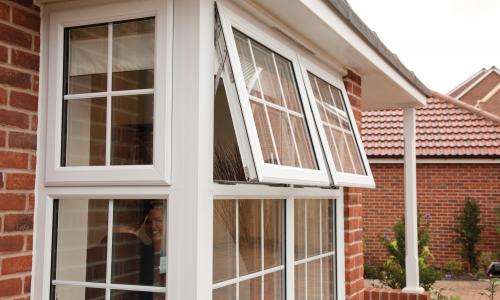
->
[347,0,500,94]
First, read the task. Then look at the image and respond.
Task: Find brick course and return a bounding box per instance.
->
[363,163,500,267]
[0,1,39,299]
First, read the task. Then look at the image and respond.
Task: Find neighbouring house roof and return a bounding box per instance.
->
[361,92,500,158]
[448,66,500,117]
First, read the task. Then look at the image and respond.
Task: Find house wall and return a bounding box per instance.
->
[0,0,40,298]
[343,70,365,300]
[363,162,500,267]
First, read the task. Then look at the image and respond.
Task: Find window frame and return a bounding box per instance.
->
[299,57,375,188]
[217,3,331,186]
[44,0,173,186]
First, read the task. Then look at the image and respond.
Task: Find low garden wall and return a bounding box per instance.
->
[364,288,429,300]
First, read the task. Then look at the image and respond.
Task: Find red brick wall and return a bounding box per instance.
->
[0,1,39,299]
[363,163,500,267]
[344,70,365,300]
[365,288,429,300]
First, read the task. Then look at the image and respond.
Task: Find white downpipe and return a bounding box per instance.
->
[402,108,424,294]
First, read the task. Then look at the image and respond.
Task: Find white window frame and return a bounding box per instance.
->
[44,0,173,186]
[212,183,346,300]
[217,3,331,186]
[299,57,375,188]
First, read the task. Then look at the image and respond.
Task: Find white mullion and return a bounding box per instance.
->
[236,200,240,300]
[271,53,303,168]
[212,265,285,290]
[249,95,303,118]
[105,23,113,166]
[105,199,114,300]
[63,89,155,101]
[261,199,264,300]
[285,197,295,300]
[319,201,323,300]
[294,252,335,266]
[247,38,281,165]
[304,201,308,300]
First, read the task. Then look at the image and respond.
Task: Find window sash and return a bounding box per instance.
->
[216,4,331,186]
[45,0,172,186]
[299,58,375,188]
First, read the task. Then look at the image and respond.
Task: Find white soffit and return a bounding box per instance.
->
[249,0,429,110]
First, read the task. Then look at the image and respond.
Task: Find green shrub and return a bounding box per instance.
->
[443,260,463,276]
[479,252,498,274]
[454,198,482,271]
[364,263,382,280]
[379,214,442,291]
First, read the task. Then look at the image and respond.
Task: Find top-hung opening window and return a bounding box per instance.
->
[44,0,172,186]
[215,3,374,188]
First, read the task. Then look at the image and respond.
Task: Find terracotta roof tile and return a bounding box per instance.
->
[361,92,500,158]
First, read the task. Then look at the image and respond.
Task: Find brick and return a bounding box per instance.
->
[31,115,37,131]
[0,2,9,21]
[0,193,25,210]
[0,172,3,188]
[0,278,22,297]
[8,132,37,150]
[0,45,7,63]
[9,90,38,111]
[0,66,31,89]
[1,255,32,274]
[12,7,40,32]
[34,36,39,52]
[0,87,7,104]
[0,23,32,48]
[0,130,5,146]
[6,173,35,190]
[0,235,24,252]
[11,49,39,71]
[0,151,29,169]
[27,193,34,210]
[3,213,33,232]
[24,275,31,293]
[345,69,362,85]
[26,235,32,251]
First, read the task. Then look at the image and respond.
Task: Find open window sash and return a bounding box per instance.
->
[216,4,330,186]
[299,57,375,188]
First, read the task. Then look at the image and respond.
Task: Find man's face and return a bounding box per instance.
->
[146,207,164,241]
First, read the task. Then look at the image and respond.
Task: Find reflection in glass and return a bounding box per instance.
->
[306,200,321,258]
[291,116,317,170]
[263,200,282,269]
[111,94,154,165]
[264,271,282,300]
[112,18,155,91]
[307,260,321,299]
[110,290,165,300]
[323,256,335,300]
[251,101,277,164]
[251,43,283,106]
[67,25,108,94]
[275,56,301,112]
[213,200,236,283]
[294,199,306,261]
[55,199,108,283]
[268,107,299,168]
[239,277,261,300]
[234,33,261,98]
[322,199,334,253]
[239,200,261,276]
[53,285,105,300]
[294,264,306,300]
[64,98,107,166]
[111,199,166,287]
[213,285,237,300]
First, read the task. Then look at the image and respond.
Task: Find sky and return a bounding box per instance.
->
[347,0,500,94]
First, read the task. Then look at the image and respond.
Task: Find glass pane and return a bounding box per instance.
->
[112,18,155,90]
[239,277,262,300]
[263,200,283,269]
[264,271,283,300]
[251,101,277,164]
[111,94,154,165]
[307,260,321,299]
[324,126,343,172]
[239,200,262,276]
[268,107,299,167]
[55,199,108,283]
[111,199,166,287]
[332,129,355,174]
[294,199,306,261]
[52,285,105,300]
[110,290,165,300]
[316,77,335,108]
[331,87,344,111]
[306,200,321,258]
[321,199,334,253]
[67,25,108,94]
[251,42,283,106]
[294,264,306,300]
[213,200,237,283]
[325,109,341,128]
[234,33,261,98]
[322,256,335,300]
[275,56,301,112]
[64,98,107,166]
[290,116,317,169]
[345,133,365,175]
[213,285,237,300]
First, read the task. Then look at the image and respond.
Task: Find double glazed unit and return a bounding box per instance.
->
[34,0,374,299]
